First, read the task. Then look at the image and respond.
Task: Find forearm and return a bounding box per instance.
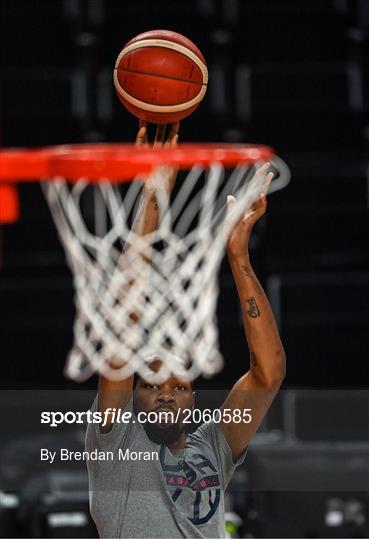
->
[97,191,159,419]
[131,188,160,237]
[228,253,286,386]
[98,123,178,416]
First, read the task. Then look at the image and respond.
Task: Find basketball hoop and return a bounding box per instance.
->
[0,143,290,383]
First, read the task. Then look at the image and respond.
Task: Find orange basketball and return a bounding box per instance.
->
[113,30,208,124]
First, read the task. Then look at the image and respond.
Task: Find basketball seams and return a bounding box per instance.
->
[116,67,204,86]
[115,38,208,85]
[113,68,207,113]
[125,29,206,63]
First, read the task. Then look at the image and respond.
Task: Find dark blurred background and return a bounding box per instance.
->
[0,0,369,538]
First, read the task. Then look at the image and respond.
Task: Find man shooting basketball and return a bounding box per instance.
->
[85,122,286,538]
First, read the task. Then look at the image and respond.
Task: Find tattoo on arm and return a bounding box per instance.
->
[246,296,261,318]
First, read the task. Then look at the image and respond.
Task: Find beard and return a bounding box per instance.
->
[132,401,184,444]
[142,421,183,445]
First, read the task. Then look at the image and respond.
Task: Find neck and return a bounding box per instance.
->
[167,433,186,450]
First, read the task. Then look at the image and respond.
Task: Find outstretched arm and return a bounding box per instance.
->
[97,122,179,431]
[220,163,286,458]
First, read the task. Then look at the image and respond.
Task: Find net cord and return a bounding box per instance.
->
[41,158,290,382]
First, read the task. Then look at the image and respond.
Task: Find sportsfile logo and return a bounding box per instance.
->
[41,409,133,428]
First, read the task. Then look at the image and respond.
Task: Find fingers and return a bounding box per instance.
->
[135,120,149,147]
[154,124,167,147]
[164,122,180,148]
[250,189,268,215]
[253,170,273,214]
[255,161,271,176]
[249,164,274,211]
[226,161,272,233]
[261,170,273,195]
[226,188,267,225]
[227,195,236,207]
[138,122,180,148]
[227,192,260,220]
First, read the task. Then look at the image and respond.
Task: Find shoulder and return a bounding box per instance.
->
[85,394,141,452]
[189,420,223,441]
[186,421,247,489]
[186,421,224,455]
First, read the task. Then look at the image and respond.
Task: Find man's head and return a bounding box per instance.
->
[133,358,195,445]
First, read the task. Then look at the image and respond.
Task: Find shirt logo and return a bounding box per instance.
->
[160,446,221,525]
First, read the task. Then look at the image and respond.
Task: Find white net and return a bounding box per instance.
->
[42,157,290,383]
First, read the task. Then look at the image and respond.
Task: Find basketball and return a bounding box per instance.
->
[113,30,208,124]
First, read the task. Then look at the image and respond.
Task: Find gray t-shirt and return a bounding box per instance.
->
[85,397,246,538]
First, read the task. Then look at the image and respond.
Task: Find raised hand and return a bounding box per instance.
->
[135,121,179,148]
[226,162,273,259]
[135,121,179,193]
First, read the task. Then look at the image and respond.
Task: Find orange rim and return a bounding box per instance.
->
[0,143,275,182]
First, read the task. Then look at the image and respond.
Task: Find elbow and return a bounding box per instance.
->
[273,365,286,389]
[269,350,286,388]
[254,352,286,390]
[263,371,285,391]
[268,355,286,389]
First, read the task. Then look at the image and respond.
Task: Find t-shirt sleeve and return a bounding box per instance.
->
[85,394,140,456]
[193,421,247,490]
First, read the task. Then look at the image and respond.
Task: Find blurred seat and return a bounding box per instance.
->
[0,433,97,538]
